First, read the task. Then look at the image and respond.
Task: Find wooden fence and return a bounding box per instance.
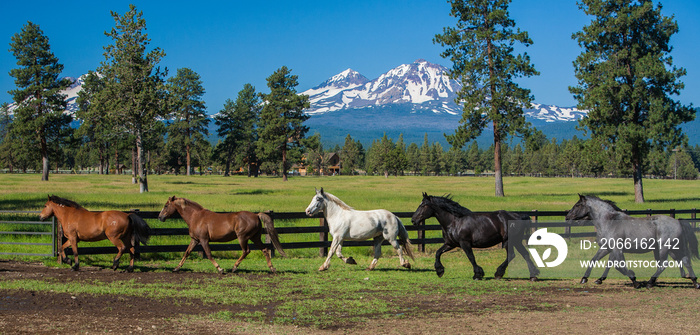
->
[48,208,699,259]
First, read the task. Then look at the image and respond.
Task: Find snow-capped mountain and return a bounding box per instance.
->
[7,75,84,115]
[302,59,585,123]
[303,59,463,115]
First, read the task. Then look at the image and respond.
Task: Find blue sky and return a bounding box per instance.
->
[1,0,698,114]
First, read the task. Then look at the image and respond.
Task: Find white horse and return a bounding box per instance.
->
[305,188,414,271]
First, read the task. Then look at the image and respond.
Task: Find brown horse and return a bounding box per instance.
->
[39,195,151,272]
[157,196,286,274]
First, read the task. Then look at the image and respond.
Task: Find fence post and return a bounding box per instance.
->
[418,219,426,253]
[265,210,274,258]
[319,217,328,257]
[669,208,675,219]
[693,209,697,229]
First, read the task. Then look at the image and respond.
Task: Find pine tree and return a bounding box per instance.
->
[570,0,695,202]
[257,67,310,181]
[340,134,364,175]
[166,68,209,176]
[8,21,72,181]
[435,0,538,196]
[214,84,261,177]
[99,4,167,192]
[76,71,115,174]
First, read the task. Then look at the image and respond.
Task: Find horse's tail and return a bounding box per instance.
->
[128,213,151,246]
[259,212,286,257]
[681,220,699,260]
[396,216,415,261]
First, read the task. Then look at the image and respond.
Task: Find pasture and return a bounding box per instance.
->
[1,174,700,333]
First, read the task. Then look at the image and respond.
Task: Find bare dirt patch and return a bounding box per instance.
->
[1,260,699,334]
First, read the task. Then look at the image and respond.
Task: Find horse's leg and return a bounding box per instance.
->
[319,238,342,271]
[595,265,612,285]
[512,239,540,281]
[334,241,356,265]
[60,240,72,265]
[174,239,198,272]
[434,244,455,278]
[460,242,484,280]
[199,240,224,274]
[647,247,671,288]
[494,241,511,280]
[609,251,639,288]
[367,236,383,270]
[108,237,128,271]
[68,235,80,271]
[232,238,252,273]
[580,247,611,284]
[250,235,275,273]
[676,253,700,289]
[385,231,410,270]
[669,250,688,278]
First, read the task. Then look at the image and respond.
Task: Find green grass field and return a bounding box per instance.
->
[2,173,700,329]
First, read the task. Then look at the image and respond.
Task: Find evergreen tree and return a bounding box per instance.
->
[8,21,72,181]
[214,83,261,177]
[76,71,115,174]
[668,148,698,180]
[303,133,325,175]
[339,134,364,175]
[570,0,695,202]
[435,0,538,196]
[405,142,421,175]
[99,4,168,192]
[257,67,310,181]
[166,68,209,176]
[0,103,14,171]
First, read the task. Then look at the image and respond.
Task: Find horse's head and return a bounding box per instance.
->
[158,196,178,222]
[39,195,55,221]
[305,188,326,216]
[411,192,435,225]
[565,194,591,223]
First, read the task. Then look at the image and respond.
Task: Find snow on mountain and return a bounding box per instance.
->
[303,59,463,116]
[302,59,586,122]
[7,75,84,115]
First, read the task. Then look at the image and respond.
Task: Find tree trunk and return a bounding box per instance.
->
[282,146,288,181]
[40,137,49,181]
[136,130,148,193]
[131,145,137,184]
[493,121,504,197]
[633,160,644,203]
[186,142,191,176]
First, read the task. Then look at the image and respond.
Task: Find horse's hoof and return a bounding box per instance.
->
[580,277,588,284]
[318,266,328,272]
[217,268,225,275]
[231,266,238,273]
[172,267,181,273]
[633,282,643,289]
[594,279,604,285]
[269,267,276,274]
[473,276,483,281]
[402,263,411,269]
[126,267,134,273]
[530,277,538,282]
[345,257,357,265]
[71,265,79,271]
[694,283,700,290]
[494,275,503,280]
[646,282,655,289]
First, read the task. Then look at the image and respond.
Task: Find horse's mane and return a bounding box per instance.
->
[324,192,354,211]
[586,195,624,212]
[48,195,84,209]
[427,194,472,217]
[176,197,205,210]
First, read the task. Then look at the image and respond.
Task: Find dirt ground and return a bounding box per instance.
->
[1,260,699,334]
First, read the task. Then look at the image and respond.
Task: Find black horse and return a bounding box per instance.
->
[411,193,539,280]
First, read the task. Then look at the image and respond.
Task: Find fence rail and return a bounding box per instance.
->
[2,208,698,259]
[0,210,56,257]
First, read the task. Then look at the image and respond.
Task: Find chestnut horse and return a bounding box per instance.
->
[158,196,286,274]
[39,195,150,272]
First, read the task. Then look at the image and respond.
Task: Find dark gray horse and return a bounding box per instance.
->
[566,195,699,289]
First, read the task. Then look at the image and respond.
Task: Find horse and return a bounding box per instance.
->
[157,196,286,274]
[304,188,413,271]
[39,195,150,272]
[566,194,699,289]
[411,193,540,280]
